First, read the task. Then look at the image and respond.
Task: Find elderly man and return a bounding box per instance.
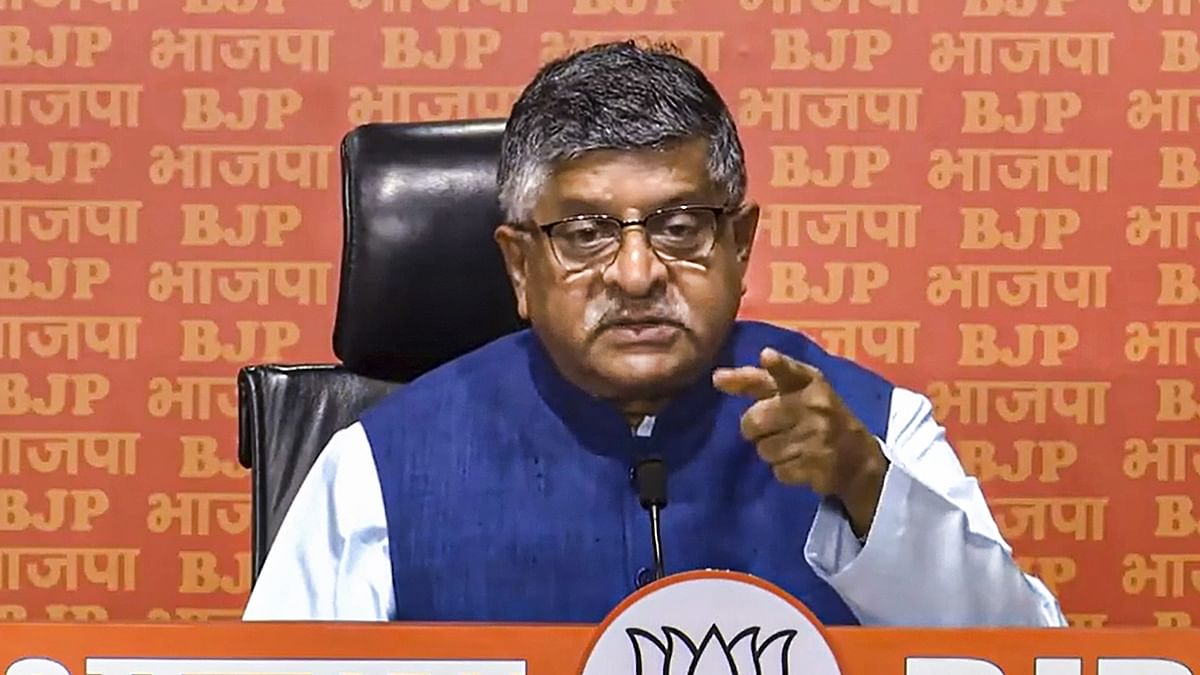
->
[243,41,1065,627]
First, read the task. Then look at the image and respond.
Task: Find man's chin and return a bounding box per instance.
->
[586,352,700,402]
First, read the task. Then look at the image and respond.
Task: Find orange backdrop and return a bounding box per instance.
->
[1,0,1198,627]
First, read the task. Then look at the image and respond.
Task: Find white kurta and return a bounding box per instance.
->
[243,386,1067,627]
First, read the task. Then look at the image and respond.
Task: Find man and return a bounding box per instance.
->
[243,41,1066,627]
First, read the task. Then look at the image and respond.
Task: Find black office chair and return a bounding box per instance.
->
[237,120,526,578]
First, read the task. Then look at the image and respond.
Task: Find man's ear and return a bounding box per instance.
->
[730,202,760,279]
[494,224,531,319]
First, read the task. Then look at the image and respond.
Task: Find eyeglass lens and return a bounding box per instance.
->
[549,208,719,270]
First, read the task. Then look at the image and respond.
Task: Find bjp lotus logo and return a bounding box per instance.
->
[578,571,841,675]
[627,624,797,674]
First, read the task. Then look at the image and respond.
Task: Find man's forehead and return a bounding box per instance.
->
[542,141,715,210]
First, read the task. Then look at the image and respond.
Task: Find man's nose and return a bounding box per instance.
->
[601,228,668,297]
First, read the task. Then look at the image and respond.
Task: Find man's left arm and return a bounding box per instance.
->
[804,387,1067,627]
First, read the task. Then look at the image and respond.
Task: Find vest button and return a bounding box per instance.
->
[635,567,654,589]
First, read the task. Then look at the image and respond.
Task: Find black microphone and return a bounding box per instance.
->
[633,458,668,582]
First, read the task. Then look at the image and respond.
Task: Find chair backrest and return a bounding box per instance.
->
[239,120,526,575]
[238,364,400,575]
[334,121,527,381]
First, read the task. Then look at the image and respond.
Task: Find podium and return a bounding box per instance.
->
[3,572,1198,675]
[5,621,1200,675]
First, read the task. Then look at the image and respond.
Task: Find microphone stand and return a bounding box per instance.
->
[648,501,665,581]
[634,458,668,582]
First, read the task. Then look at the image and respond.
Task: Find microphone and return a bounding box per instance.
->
[633,458,668,582]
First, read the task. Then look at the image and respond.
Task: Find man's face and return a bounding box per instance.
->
[495,139,759,409]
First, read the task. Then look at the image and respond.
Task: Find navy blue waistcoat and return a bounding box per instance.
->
[360,320,894,624]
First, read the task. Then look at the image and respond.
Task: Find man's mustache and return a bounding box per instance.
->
[584,293,690,332]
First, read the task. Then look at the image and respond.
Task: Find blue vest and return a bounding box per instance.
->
[361,320,894,624]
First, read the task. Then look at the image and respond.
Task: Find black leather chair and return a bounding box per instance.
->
[238,120,526,578]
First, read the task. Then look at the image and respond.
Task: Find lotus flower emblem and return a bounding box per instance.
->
[627,624,797,675]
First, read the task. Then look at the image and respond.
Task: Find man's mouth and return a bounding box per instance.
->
[599,318,684,345]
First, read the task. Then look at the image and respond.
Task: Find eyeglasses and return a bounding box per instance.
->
[534,205,730,273]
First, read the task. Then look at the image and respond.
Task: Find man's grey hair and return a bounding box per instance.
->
[497,40,747,225]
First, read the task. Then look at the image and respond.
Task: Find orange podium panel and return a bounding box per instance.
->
[3,622,1200,675]
[2,573,1199,674]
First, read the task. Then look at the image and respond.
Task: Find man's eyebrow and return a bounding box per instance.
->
[556,198,611,215]
[654,192,709,209]
[555,192,711,216]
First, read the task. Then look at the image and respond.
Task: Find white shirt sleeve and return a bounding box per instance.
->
[803,386,1067,627]
[242,422,395,621]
